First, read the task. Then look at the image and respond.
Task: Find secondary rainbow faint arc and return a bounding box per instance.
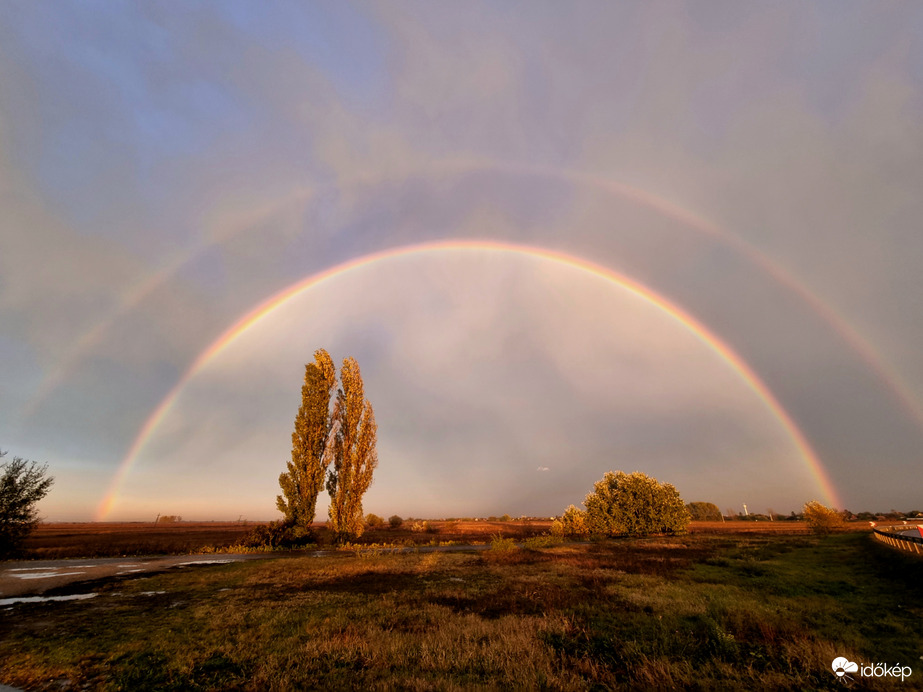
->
[95,239,842,519]
[27,159,923,438]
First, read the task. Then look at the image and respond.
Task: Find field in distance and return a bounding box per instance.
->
[21,519,554,559]
[19,519,853,560]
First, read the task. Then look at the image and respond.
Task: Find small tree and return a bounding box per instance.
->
[803,500,845,535]
[366,513,384,528]
[388,514,403,529]
[584,470,689,537]
[686,501,722,521]
[0,450,54,557]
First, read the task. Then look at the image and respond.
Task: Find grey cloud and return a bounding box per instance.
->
[1,3,921,518]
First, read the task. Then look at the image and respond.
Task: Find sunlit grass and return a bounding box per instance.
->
[2,532,920,690]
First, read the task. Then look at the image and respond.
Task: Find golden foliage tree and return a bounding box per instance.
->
[583,470,689,537]
[803,500,845,535]
[277,349,336,527]
[551,504,589,537]
[326,357,378,541]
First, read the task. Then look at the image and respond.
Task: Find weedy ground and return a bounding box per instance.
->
[1,532,920,690]
[18,520,553,559]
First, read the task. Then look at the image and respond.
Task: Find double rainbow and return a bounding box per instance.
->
[26,160,923,441]
[95,239,842,519]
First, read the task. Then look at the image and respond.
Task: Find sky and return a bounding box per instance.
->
[1,2,921,522]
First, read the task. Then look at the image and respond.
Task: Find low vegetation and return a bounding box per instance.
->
[551,504,589,537]
[2,531,920,690]
[803,500,847,535]
[17,519,554,560]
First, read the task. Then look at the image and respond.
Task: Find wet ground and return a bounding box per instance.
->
[0,554,271,602]
[0,545,491,604]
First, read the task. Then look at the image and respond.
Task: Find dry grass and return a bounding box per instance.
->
[22,518,865,561]
[21,522,257,559]
[3,531,919,689]
[20,519,557,560]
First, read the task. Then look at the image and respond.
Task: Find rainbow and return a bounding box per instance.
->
[95,239,842,519]
[26,159,923,442]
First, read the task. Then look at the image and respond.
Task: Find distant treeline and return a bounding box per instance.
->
[155,515,182,524]
[685,501,922,522]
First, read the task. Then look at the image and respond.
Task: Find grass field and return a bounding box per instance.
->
[19,522,258,559]
[18,520,554,559]
[19,519,820,560]
[3,530,921,690]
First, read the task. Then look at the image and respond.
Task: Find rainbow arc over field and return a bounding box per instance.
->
[95,239,842,520]
[25,160,923,439]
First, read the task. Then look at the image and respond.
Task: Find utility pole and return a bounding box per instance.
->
[742,504,749,517]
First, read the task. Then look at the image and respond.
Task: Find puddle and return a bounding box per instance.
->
[138,591,166,596]
[117,569,145,574]
[7,565,95,572]
[177,559,237,566]
[10,571,86,580]
[0,593,98,606]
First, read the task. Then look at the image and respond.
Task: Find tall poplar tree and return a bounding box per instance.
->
[277,349,336,527]
[326,357,378,541]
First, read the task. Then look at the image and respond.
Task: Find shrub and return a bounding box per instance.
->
[523,534,563,550]
[551,505,589,537]
[241,520,315,549]
[388,514,403,529]
[410,521,426,533]
[803,501,845,535]
[366,513,384,528]
[686,502,722,521]
[157,515,182,524]
[489,535,518,553]
[583,470,690,537]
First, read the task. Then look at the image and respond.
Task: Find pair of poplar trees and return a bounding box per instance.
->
[276,349,377,540]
